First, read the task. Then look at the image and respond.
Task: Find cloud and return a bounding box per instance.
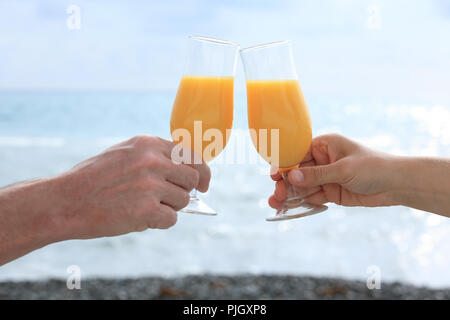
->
[0,0,449,101]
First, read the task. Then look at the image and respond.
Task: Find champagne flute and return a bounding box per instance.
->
[170,36,240,215]
[240,40,328,221]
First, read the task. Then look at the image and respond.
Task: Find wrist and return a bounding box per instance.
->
[0,177,66,264]
[387,156,450,215]
[46,172,85,241]
[387,156,419,207]
[369,154,408,207]
[21,177,69,244]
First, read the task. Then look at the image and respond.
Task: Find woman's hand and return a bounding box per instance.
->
[269,133,450,217]
[269,134,400,209]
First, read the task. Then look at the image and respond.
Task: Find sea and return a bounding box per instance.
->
[0,91,449,288]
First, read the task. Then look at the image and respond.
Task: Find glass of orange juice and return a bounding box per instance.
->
[241,40,328,221]
[170,36,239,216]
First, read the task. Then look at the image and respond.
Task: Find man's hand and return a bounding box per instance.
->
[0,135,210,265]
[269,134,399,209]
[55,135,211,239]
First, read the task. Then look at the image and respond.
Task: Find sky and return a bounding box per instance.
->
[0,0,449,102]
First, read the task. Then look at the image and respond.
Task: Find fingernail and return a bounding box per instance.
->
[290,170,304,184]
[270,166,279,176]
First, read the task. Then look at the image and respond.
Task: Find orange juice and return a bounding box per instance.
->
[170,76,234,162]
[246,79,312,169]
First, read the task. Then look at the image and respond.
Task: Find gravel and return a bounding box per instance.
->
[0,275,449,300]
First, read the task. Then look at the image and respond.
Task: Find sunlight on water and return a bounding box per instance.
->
[0,93,449,288]
[386,104,450,153]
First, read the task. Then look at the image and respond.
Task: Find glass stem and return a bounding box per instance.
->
[190,189,198,201]
[276,171,305,215]
[281,171,301,202]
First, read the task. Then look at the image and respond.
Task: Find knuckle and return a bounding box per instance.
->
[164,138,176,150]
[140,198,178,229]
[157,210,178,229]
[338,161,353,182]
[323,133,343,140]
[142,197,160,214]
[171,190,190,211]
[144,208,163,230]
[151,136,174,150]
[134,198,160,227]
[180,191,190,208]
[133,135,173,151]
[143,152,167,170]
[312,166,324,181]
[197,164,211,191]
[204,164,212,179]
[134,176,150,190]
[317,133,344,147]
[188,170,200,189]
[132,134,155,145]
[166,211,178,228]
[133,222,148,233]
[150,179,167,198]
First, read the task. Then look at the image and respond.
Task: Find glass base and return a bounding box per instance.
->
[266,197,327,222]
[180,194,218,216]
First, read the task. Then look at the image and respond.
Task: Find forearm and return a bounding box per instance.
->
[391,156,450,217]
[0,178,66,265]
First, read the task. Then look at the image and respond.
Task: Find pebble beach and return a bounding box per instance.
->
[1,275,449,300]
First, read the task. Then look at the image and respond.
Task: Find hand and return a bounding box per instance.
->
[269,134,399,209]
[52,135,211,239]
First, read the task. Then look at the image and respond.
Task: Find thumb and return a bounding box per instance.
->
[288,163,344,188]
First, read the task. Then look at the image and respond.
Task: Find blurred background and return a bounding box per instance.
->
[0,0,449,288]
